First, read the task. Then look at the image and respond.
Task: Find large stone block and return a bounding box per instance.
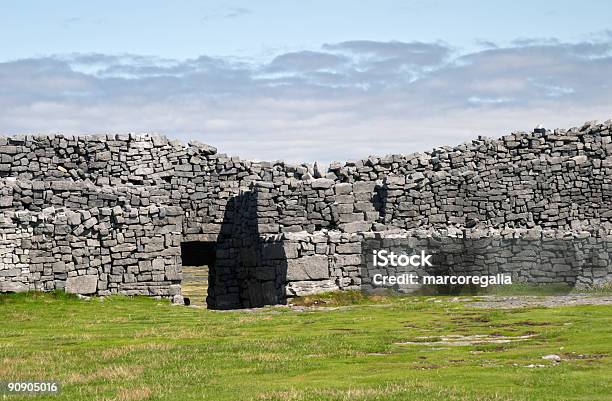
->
[339,221,372,233]
[335,183,353,195]
[353,181,377,193]
[286,279,337,296]
[65,275,98,295]
[336,243,361,254]
[0,281,28,293]
[258,223,279,234]
[112,243,137,253]
[286,255,329,281]
[0,145,18,155]
[165,265,182,281]
[50,181,75,191]
[339,213,365,223]
[96,151,112,161]
[311,178,334,189]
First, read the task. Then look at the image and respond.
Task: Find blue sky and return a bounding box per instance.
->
[3,1,611,60]
[1,1,612,163]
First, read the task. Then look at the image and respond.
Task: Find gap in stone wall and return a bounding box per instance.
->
[180,241,215,307]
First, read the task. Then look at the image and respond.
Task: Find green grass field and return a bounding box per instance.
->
[1,292,611,401]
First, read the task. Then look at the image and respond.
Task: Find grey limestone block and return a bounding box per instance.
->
[353,181,377,194]
[334,183,352,195]
[336,243,361,254]
[286,255,329,281]
[339,221,373,233]
[65,275,98,294]
[0,191,13,206]
[310,178,335,189]
[0,281,29,292]
[286,279,337,296]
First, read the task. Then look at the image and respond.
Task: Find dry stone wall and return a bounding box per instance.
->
[1,120,612,307]
[214,227,612,307]
[250,121,612,233]
[0,179,183,296]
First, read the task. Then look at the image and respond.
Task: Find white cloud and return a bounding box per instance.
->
[201,6,251,22]
[0,38,611,165]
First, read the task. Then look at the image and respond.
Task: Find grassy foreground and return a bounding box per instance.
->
[1,292,611,401]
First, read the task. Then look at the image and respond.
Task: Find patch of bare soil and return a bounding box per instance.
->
[453,294,612,309]
[397,333,537,346]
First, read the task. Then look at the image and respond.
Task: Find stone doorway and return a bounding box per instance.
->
[180,241,216,306]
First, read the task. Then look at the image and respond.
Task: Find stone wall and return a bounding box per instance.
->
[1,119,612,307]
[246,121,612,233]
[212,228,612,307]
[0,179,183,297]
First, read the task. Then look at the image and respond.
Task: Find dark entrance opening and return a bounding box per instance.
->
[180,241,215,307]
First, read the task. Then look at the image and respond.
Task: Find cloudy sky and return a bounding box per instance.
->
[1,1,611,164]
